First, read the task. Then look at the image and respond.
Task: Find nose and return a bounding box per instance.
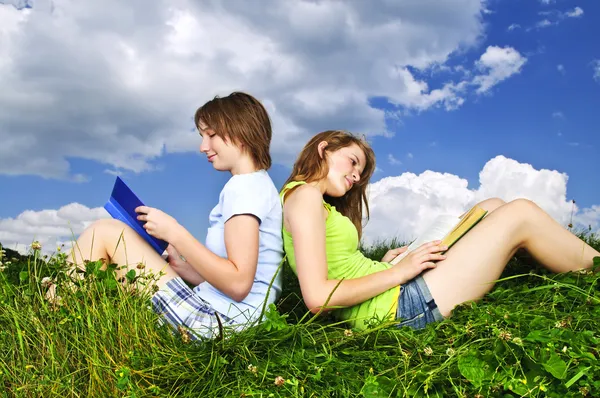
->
[200,136,210,153]
[352,171,360,183]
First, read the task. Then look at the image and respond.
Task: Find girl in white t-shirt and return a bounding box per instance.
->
[65,92,284,339]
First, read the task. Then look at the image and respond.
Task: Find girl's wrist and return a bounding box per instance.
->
[169,223,186,246]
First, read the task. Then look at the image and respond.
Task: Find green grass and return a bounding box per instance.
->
[1,235,599,397]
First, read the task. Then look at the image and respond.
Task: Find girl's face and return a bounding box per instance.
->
[198,121,243,172]
[321,143,367,197]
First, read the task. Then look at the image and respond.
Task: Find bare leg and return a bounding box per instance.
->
[68,219,179,289]
[465,197,506,217]
[423,198,600,317]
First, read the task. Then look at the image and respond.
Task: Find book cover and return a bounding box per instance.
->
[104,177,168,255]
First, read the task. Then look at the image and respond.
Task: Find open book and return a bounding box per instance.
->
[104,177,169,255]
[389,205,488,266]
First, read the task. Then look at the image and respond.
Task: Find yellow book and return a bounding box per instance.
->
[389,205,488,266]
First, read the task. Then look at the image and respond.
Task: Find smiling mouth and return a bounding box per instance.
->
[345,177,353,189]
[207,154,217,162]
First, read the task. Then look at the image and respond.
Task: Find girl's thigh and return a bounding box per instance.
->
[421,205,522,317]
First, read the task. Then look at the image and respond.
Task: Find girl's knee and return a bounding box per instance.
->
[478,197,506,213]
[88,218,130,234]
[506,198,539,213]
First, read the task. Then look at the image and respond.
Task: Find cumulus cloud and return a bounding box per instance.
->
[1,0,526,181]
[0,203,110,255]
[363,155,598,245]
[507,24,521,31]
[473,46,527,94]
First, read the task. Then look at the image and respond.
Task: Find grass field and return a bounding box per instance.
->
[1,234,599,397]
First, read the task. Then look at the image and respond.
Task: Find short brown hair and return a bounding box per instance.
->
[283,130,376,238]
[194,92,272,170]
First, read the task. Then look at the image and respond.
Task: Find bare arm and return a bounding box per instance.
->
[285,185,406,314]
[170,215,259,302]
[165,244,206,286]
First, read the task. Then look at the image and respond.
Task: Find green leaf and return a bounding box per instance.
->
[458,355,492,387]
[361,375,394,398]
[525,330,552,343]
[592,256,600,272]
[105,278,118,290]
[565,366,590,388]
[125,269,136,283]
[261,303,288,331]
[542,354,567,379]
[19,271,28,283]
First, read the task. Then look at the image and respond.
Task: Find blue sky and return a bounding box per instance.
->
[0,0,598,253]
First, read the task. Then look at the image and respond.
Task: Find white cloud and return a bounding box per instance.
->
[592,60,600,83]
[0,0,519,180]
[507,24,521,31]
[557,64,565,74]
[536,19,555,29]
[363,155,598,245]
[533,7,584,29]
[540,0,554,4]
[552,111,565,119]
[576,205,600,232]
[473,46,527,94]
[566,7,584,18]
[407,152,414,159]
[0,203,110,255]
[388,154,402,166]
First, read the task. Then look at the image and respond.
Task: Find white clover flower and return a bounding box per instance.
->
[274,376,285,386]
[41,277,54,288]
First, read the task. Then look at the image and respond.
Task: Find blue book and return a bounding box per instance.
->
[104,176,168,255]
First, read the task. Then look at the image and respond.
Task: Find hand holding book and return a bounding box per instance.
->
[389,240,448,284]
[135,205,182,244]
[104,177,169,255]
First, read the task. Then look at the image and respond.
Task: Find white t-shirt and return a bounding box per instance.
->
[194,170,284,324]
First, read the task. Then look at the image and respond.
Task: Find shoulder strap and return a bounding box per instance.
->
[280,180,307,205]
[280,180,332,213]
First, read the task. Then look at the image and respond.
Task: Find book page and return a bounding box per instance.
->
[389,214,460,265]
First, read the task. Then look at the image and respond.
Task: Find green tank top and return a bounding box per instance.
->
[280,181,400,330]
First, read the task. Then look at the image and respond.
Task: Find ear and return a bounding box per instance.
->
[317,141,328,159]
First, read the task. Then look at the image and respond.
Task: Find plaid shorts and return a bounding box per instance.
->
[151,277,235,340]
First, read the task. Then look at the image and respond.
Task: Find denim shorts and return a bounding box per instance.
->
[396,275,444,330]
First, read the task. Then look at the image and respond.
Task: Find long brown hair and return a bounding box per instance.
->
[194,92,272,170]
[283,130,376,238]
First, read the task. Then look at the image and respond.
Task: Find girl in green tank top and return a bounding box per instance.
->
[282,130,600,331]
[281,180,400,330]
[279,130,441,330]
